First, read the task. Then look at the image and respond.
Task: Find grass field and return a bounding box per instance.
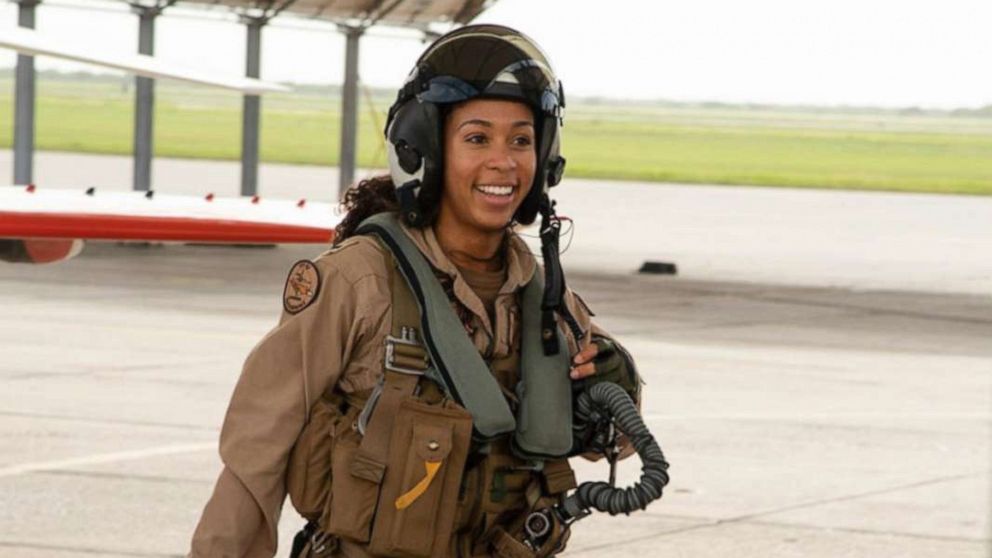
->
[1,75,989,195]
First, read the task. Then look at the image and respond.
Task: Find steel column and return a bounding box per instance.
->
[337,25,363,198]
[131,5,158,192]
[13,0,40,186]
[240,16,265,197]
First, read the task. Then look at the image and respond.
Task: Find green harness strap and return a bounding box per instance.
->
[357,213,573,457]
[515,267,573,458]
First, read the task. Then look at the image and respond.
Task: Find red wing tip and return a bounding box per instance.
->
[26,184,36,193]
[251,195,260,204]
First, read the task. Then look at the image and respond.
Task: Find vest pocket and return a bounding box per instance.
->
[286,397,341,521]
[369,398,472,558]
[323,423,383,543]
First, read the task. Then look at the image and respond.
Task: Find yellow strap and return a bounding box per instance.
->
[395,461,443,510]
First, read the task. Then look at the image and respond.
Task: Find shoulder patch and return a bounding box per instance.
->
[283,260,321,314]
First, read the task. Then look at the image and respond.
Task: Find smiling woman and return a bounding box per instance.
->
[190,24,649,558]
[436,99,537,269]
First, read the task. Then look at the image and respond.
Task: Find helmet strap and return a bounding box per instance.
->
[538,195,584,355]
[396,179,423,226]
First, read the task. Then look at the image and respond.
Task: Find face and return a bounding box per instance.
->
[439,98,537,235]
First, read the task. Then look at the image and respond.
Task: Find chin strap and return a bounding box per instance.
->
[538,196,584,356]
[395,179,424,227]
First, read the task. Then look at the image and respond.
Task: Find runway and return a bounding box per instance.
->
[1,152,989,557]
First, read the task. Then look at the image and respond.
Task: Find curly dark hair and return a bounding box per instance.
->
[334,174,442,242]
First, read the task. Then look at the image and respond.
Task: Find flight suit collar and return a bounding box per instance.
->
[398,218,537,340]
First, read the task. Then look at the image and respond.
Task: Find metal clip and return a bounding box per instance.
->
[358,327,428,436]
[384,326,429,375]
[356,376,384,436]
[310,529,337,556]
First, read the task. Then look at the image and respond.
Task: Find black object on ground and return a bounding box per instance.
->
[639,261,678,275]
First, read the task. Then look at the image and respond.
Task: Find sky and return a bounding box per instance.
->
[0,0,990,109]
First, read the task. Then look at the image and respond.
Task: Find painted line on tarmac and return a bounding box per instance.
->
[642,412,992,420]
[0,540,178,557]
[567,470,989,555]
[0,442,215,478]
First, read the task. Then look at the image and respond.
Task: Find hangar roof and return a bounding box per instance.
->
[175,0,496,27]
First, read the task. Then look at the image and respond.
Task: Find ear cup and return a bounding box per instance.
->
[387,101,441,183]
[395,140,422,175]
[547,156,566,187]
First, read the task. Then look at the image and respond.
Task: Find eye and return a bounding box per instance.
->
[465,133,488,145]
[512,134,534,147]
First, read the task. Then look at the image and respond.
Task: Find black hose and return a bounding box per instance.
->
[562,382,670,518]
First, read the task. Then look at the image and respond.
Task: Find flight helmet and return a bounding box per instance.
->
[385,24,566,227]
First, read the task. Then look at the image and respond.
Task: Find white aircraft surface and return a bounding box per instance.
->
[0,23,314,264]
[0,25,289,94]
[0,185,339,263]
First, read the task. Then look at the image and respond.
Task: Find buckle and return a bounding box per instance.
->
[384,326,429,375]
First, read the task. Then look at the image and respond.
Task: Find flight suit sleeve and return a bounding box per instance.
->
[561,287,643,461]
[189,243,391,558]
[561,288,641,403]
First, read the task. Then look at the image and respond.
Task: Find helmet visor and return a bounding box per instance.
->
[414,25,562,117]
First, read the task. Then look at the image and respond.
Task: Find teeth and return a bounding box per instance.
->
[477,185,513,196]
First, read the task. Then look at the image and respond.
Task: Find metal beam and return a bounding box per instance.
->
[13,0,40,186]
[131,4,159,192]
[337,25,363,198]
[240,15,266,197]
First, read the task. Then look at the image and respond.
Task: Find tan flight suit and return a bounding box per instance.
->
[189,218,626,558]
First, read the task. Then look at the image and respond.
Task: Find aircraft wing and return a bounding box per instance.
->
[0,185,338,263]
[0,26,289,94]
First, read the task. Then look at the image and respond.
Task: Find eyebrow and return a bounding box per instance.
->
[456,119,535,131]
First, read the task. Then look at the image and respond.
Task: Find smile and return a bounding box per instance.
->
[474,184,515,197]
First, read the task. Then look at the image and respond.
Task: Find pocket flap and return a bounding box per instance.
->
[412,423,453,463]
[350,449,387,484]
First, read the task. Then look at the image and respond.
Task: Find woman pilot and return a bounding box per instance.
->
[190,24,640,558]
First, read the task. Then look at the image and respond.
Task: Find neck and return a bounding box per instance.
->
[433,212,505,273]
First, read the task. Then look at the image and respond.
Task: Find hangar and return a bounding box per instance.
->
[4,0,496,197]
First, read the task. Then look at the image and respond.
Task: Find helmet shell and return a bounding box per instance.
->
[385,24,566,226]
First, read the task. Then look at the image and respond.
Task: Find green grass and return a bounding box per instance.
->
[0,76,989,195]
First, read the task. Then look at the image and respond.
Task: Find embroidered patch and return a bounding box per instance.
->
[283,260,321,314]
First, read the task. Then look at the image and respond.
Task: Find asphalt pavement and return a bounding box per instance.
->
[1,152,989,557]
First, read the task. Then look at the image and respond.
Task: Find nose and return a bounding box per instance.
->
[485,142,518,172]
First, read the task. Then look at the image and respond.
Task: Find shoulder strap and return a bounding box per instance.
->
[512,274,575,458]
[351,251,428,483]
[357,213,516,441]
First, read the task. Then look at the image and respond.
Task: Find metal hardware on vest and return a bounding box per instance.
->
[356,377,383,436]
[356,213,575,457]
[384,326,430,375]
[524,510,551,544]
[360,325,430,436]
[289,521,337,558]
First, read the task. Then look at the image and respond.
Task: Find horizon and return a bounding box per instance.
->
[5,68,991,115]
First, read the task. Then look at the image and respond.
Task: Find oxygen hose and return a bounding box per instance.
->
[561,382,670,520]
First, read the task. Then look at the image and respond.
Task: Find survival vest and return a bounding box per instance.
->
[356,213,576,458]
[287,214,580,557]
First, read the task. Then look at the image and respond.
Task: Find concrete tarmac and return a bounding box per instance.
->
[1,152,989,557]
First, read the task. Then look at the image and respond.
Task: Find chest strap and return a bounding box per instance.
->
[358,214,516,441]
[352,252,427,484]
